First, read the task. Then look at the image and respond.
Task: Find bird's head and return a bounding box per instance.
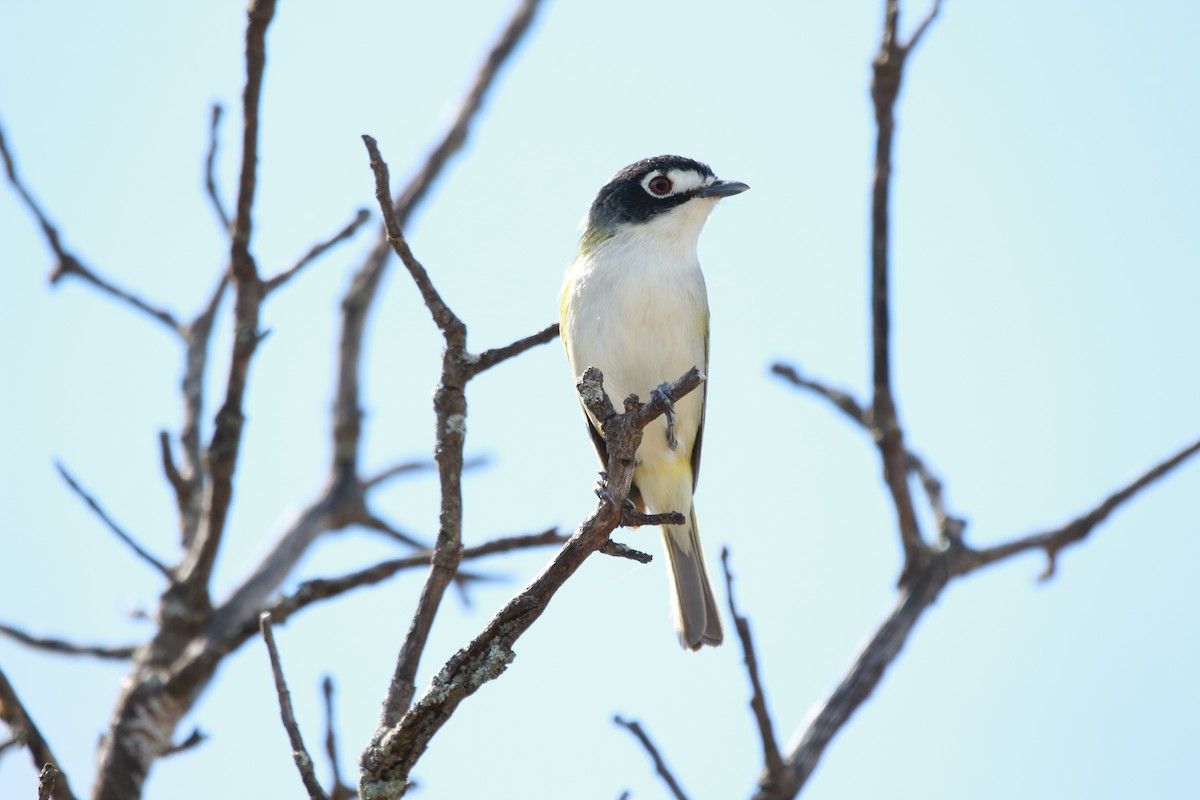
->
[581,155,748,253]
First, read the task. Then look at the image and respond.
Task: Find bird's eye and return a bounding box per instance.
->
[647,175,673,196]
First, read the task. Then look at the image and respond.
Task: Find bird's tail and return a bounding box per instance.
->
[662,508,723,650]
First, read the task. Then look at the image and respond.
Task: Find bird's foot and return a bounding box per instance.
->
[594,481,637,511]
[651,382,679,450]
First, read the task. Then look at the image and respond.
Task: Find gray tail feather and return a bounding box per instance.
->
[662,510,723,650]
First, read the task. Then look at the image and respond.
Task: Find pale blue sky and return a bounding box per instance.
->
[2,2,1198,798]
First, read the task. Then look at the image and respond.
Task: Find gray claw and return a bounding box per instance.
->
[651,382,679,451]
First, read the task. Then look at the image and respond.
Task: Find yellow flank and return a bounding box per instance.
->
[635,455,693,480]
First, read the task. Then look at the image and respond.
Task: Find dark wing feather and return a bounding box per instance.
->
[584,409,645,512]
[690,318,710,492]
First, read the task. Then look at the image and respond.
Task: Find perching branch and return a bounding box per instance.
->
[358,367,704,798]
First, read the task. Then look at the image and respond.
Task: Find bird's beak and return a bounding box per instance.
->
[695,179,750,198]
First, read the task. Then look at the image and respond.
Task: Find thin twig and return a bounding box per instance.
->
[226,529,568,647]
[613,716,689,800]
[322,677,356,800]
[391,0,544,227]
[769,363,867,426]
[204,103,231,233]
[54,462,173,579]
[361,457,463,490]
[621,509,685,528]
[260,614,330,800]
[963,435,1200,580]
[0,623,137,660]
[263,208,372,294]
[469,322,561,376]
[161,728,207,758]
[599,540,653,564]
[353,509,428,549]
[363,136,462,335]
[721,549,784,786]
[0,122,182,333]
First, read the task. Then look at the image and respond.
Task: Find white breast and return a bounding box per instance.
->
[561,203,714,469]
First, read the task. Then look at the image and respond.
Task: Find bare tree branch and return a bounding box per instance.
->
[0,666,78,800]
[174,0,274,596]
[720,549,784,789]
[360,135,472,735]
[54,462,172,579]
[263,208,372,295]
[0,122,183,333]
[0,623,137,660]
[91,4,279,797]
[260,614,329,800]
[614,716,689,800]
[868,0,944,579]
[757,433,1200,799]
[204,103,231,233]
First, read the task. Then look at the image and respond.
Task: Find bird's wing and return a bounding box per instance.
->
[690,318,709,492]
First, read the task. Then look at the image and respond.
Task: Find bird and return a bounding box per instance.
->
[559,155,748,650]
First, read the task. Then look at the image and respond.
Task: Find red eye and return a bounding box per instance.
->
[647,175,672,195]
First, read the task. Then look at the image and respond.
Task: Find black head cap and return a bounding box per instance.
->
[587,155,720,230]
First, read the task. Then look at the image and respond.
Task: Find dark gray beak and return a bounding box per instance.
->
[695,179,749,198]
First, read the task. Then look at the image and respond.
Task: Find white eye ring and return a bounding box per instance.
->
[644,173,673,196]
